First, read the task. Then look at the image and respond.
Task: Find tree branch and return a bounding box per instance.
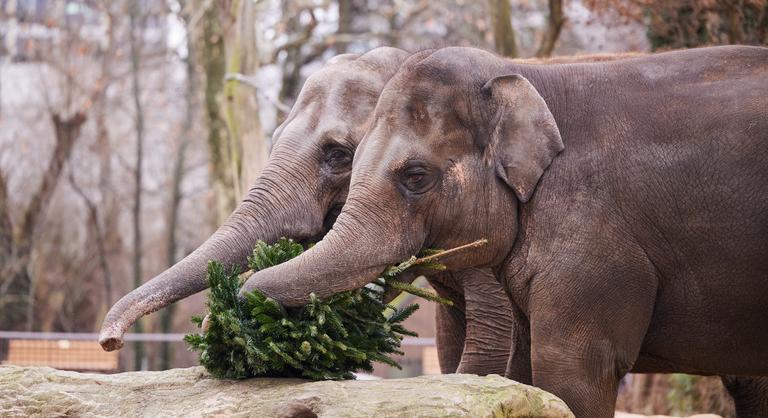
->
[224,73,293,114]
[68,171,113,307]
[20,112,87,245]
[271,8,319,61]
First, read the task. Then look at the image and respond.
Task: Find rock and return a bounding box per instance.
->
[615,413,722,418]
[0,365,573,417]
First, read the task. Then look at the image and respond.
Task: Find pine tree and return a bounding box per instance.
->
[185,238,486,380]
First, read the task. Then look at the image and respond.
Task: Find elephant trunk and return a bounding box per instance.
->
[99,176,309,351]
[240,203,415,307]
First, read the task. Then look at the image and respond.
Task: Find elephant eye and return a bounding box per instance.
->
[407,171,424,184]
[323,146,353,171]
[400,164,436,194]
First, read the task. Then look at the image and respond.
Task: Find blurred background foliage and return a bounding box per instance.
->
[0,0,765,416]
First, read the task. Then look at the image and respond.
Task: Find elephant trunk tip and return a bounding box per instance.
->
[99,309,132,351]
[99,331,125,352]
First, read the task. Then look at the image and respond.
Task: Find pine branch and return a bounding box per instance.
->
[386,281,453,306]
[186,238,488,380]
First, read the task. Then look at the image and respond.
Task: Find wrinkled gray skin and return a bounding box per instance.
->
[98,47,511,376]
[242,46,768,417]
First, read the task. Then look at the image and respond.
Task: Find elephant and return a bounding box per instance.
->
[98,47,512,376]
[239,45,768,417]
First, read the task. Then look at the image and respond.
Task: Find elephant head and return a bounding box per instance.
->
[99,47,409,351]
[240,47,563,307]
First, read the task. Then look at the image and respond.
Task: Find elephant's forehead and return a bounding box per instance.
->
[302,66,384,108]
[356,127,408,167]
[379,78,452,112]
[361,119,459,167]
[279,74,382,146]
[371,90,469,149]
[378,71,469,128]
[296,73,382,127]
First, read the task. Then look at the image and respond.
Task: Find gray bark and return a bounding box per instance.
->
[128,0,146,370]
[488,0,518,58]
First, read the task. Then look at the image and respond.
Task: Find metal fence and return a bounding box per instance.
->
[0,331,437,377]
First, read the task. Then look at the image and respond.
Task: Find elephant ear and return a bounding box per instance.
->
[482,74,564,203]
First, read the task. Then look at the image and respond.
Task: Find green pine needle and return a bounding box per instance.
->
[185,237,450,381]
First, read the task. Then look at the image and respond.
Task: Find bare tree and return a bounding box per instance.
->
[67,3,118,312]
[223,0,268,194]
[128,0,147,370]
[0,111,87,330]
[336,0,356,53]
[488,0,519,57]
[159,17,198,370]
[275,4,319,124]
[68,173,113,310]
[0,0,125,332]
[198,1,238,222]
[584,0,768,50]
[536,0,566,57]
[194,0,268,220]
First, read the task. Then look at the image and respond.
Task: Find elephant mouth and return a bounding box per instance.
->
[300,203,344,246]
[323,203,344,230]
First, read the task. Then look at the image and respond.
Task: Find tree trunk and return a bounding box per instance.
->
[128,0,146,370]
[94,112,116,313]
[276,3,317,124]
[535,0,566,58]
[0,174,12,269]
[92,4,116,314]
[159,25,197,371]
[223,0,267,196]
[760,5,768,45]
[199,3,237,223]
[337,0,353,53]
[488,0,518,58]
[0,112,86,330]
[68,174,113,313]
[723,0,745,44]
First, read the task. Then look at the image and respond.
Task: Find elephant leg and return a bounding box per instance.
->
[721,375,768,418]
[428,273,467,373]
[435,303,466,373]
[505,297,532,385]
[530,333,628,418]
[527,267,656,418]
[456,268,511,376]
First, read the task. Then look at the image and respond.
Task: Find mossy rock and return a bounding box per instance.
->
[0,365,573,417]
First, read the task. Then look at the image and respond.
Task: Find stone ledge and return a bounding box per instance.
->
[0,365,573,417]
